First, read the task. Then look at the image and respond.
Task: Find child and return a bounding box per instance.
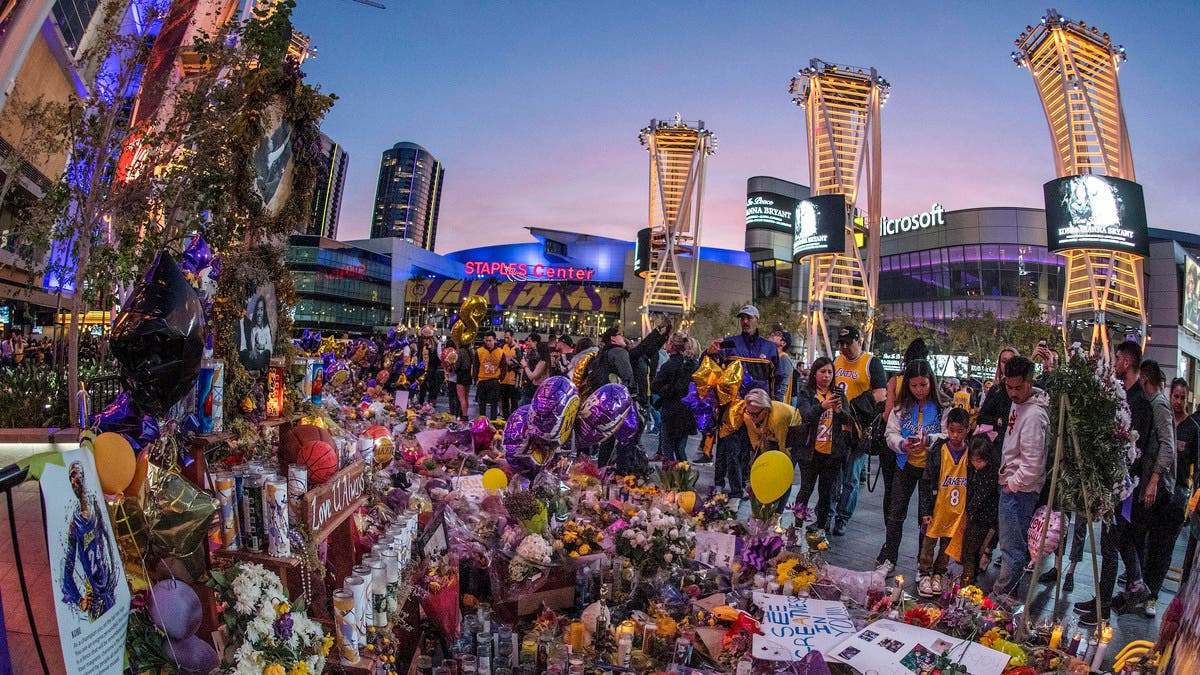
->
[960,435,1000,586]
[917,407,971,597]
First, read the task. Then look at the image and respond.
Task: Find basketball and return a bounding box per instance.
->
[362,425,394,467]
[295,439,338,484]
[279,424,335,464]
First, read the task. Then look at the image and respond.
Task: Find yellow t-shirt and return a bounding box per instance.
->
[927,443,969,539]
[816,391,833,455]
[834,352,875,402]
[954,390,971,410]
[499,344,517,385]
[476,346,503,381]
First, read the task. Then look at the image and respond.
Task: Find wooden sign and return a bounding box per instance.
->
[301,460,366,534]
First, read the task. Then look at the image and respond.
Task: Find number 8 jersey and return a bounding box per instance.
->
[926,443,969,539]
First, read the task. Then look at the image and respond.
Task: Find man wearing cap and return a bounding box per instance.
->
[830,326,887,536]
[770,326,796,404]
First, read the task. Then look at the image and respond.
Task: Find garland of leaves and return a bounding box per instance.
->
[1044,347,1137,521]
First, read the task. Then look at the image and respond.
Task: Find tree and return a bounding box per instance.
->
[755,296,806,339]
[878,309,940,356]
[1003,290,1060,358]
[682,302,738,350]
[945,308,1005,379]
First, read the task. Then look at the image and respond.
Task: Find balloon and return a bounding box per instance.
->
[93,432,136,495]
[109,251,206,416]
[613,407,640,446]
[147,578,202,640]
[683,383,718,434]
[326,359,350,387]
[362,425,394,466]
[452,295,488,347]
[530,376,580,444]
[693,357,743,406]
[471,417,496,450]
[179,235,212,277]
[296,440,338,483]
[166,635,219,675]
[574,383,633,448]
[571,349,598,389]
[90,392,159,450]
[481,468,509,492]
[279,424,335,464]
[451,321,477,349]
[126,450,150,497]
[1028,505,1064,560]
[147,472,217,582]
[505,405,558,477]
[750,450,793,503]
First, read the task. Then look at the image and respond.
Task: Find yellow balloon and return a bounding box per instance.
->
[692,357,721,398]
[125,450,150,497]
[482,468,509,492]
[93,432,136,496]
[460,294,488,325]
[572,351,596,389]
[716,360,743,406]
[750,450,793,503]
[452,322,477,348]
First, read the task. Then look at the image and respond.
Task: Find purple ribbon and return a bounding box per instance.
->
[742,535,783,572]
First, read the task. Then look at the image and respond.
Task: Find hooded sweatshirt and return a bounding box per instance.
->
[999,387,1050,493]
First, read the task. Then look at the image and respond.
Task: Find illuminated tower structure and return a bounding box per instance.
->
[789,60,889,358]
[638,115,716,331]
[1012,9,1145,353]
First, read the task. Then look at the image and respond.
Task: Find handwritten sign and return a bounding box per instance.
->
[752,593,855,661]
[301,460,365,534]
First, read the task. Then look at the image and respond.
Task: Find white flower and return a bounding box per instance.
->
[668,528,679,539]
[664,553,674,562]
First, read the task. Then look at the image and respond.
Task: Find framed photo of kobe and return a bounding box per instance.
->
[238,282,278,372]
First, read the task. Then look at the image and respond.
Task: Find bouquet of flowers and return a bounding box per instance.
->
[504,489,548,535]
[509,533,554,582]
[554,520,605,558]
[658,461,698,492]
[614,506,695,575]
[208,563,331,675]
[415,556,461,641]
[1046,346,1139,521]
[695,492,737,526]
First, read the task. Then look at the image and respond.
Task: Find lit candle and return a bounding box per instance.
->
[619,621,636,638]
[1091,631,1112,671]
[1067,632,1082,656]
[1049,625,1063,649]
[892,576,905,604]
[1083,638,1098,664]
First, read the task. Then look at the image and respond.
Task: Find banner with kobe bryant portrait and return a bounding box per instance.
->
[792,194,847,260]
[43,448,130,675]
[1044,175,1149,257]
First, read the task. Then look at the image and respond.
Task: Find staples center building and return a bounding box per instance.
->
[745,176,1200,391]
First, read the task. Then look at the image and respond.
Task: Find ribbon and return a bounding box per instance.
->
[693,358,743,406]
[91,392,161,450]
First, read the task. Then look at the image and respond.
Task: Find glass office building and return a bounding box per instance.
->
[287,236,393,334]
[370,142,444,250]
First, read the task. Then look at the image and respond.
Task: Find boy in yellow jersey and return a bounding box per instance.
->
[916,407,971,597]
[474,331,504,419]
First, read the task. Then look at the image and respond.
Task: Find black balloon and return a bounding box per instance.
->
[110,251,206,416]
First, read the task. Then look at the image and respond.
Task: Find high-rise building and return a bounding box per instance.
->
[308,133,349,239]
[370,141,444,250]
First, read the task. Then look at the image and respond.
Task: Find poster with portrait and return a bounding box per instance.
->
[238,282,277,372]
[43,448,131,675]
[252,102,295,217]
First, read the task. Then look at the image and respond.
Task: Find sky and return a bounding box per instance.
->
[292,0,1200,253]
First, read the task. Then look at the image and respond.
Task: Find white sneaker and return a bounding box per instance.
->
[918,575,935,598]
[930,574,944,595]
[1143,599,1157,617]
[877,560,895,578]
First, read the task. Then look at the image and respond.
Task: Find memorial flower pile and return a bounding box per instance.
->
[614,506,695,574]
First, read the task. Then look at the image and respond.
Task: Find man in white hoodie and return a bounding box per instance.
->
[992,356,1050,608]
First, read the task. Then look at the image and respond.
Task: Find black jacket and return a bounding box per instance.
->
[966,460,1000,531]
[652,353,699,435]
[792,385,855,463]
[587,344,634,392]
[978,385,1013,448]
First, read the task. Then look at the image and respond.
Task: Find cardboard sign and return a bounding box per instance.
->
[301,460,365,534]
[43,448,131,675]
[752,593,855,661]
[827,619,1010,675]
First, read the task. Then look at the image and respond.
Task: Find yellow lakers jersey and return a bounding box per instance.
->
[927,443,968,539]
[834,352,874,402]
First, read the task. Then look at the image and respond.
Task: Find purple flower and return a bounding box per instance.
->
[274,612,294,640]
[790,502,812,522]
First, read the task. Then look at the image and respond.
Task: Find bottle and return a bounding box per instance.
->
[736,656,753,675]
[617,634,633,667]
[575,564,592,607]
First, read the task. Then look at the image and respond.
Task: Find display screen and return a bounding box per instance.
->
[634,228,651,278]
[746,191,798,232]
[0,306,8,325]
[1185,256,1200,337]
[1043,175,1149,256]
[792,194,847,259]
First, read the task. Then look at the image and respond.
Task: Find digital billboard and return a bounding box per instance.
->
[634,228,651,278]
[1044,175,1149,256]
[1185,256,1200,337]
[746,192,798,232]
[792,194,847,260]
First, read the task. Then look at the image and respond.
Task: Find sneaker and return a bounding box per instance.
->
[1143,599,1157,617]
[1038,568,1058,585]
[1077,605,1110,626]
[1062,571,1074,594]
[1118,571,1128,585]
[1074,597,1098,614]
[877,560,895,578]
[1114,583,1151,615]
[930,574,944,595]
[693,455,713,464]
[918,575,935,598]
[832,520,847,537]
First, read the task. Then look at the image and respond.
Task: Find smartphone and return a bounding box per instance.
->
[719,339,736,349]
[1038,339,1048,347]
[834,381,849,406]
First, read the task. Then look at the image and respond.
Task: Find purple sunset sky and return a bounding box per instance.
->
[293,1,1200,253]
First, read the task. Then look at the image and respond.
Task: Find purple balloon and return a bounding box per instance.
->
[506,405,557,477]
[91,392,160,450]
[682,382,718,434]
[179,234,212,276]
[574,383,633,448]
[471,417,495,449]
[148,578,201,640]
[614,407,640,446]
[166,634,219,675]
[529,376,579,442]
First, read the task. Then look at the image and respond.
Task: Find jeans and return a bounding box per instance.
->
[1099,516,1144,604]
[660,419,690,462]
[1068,514,1088,564]
[1140,501,1184,598]
[877,462,924,565]
[919,536,953,576]
[994,489,1040,601]
[795,452,840,529]
[419,371,442,406]
[447,379,462,417]
[834,451,868,525]
[499,383,517,418]
[878,450,897,533]
[477,380,500,419]
[715,429,751,498]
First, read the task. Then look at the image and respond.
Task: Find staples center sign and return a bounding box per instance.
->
[879,203,945,237]
[464,261,596,281]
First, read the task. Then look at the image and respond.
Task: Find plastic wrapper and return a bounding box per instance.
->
[146,469,218,582]
[817,562,887,608]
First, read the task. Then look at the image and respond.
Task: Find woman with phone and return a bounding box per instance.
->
[792,357,853,534]
[876,358,947,575]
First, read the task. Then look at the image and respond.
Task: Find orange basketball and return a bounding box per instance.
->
[279,424,335,464]
[295,439,339,484]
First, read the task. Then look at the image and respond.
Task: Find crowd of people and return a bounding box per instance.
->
[332,309,1200,623]
[0,330,102,369]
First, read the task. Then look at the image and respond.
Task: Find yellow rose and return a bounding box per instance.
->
[578,544,590,555]
[264,665,286,675]
[569,551,579,558]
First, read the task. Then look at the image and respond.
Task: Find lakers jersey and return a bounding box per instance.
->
[834,352,874,402]
[927,443,968,539]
